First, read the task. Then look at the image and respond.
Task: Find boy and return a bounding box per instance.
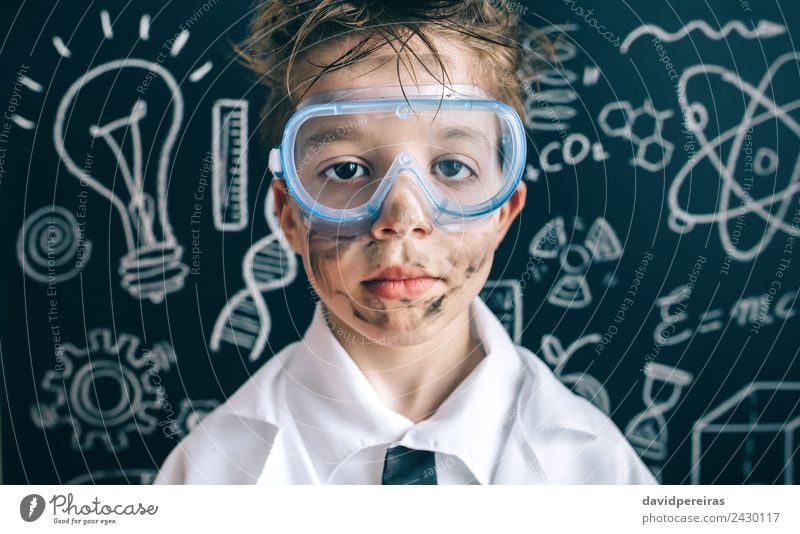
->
[154,0,657,484]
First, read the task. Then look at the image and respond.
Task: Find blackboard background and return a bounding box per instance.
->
[1,0,798,484]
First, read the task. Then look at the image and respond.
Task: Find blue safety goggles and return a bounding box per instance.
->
[268,84,526,235]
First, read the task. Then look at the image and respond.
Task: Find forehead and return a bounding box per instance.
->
[292,34,489,103]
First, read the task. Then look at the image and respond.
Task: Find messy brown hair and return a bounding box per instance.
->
[236,0,534,148]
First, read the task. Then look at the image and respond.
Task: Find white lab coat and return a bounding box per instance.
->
[154,297,658,484]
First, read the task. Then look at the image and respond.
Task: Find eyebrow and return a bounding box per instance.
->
[431,124,492,151]
[299,126,365,150]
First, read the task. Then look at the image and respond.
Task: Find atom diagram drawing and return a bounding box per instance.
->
[669,52,800,262]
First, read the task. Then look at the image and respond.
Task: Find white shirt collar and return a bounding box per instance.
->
[222,295,602,484]
[277,296,527,484]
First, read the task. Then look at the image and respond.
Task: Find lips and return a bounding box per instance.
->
[362,266,441,300]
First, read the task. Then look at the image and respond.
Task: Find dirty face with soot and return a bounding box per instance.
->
[271,39,526,347]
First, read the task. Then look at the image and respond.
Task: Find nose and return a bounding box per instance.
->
[369,173,433,239]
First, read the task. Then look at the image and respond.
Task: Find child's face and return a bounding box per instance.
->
[273,36,526,346]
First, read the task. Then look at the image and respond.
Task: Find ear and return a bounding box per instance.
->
[491,181,527,251]
[271,179,305,255]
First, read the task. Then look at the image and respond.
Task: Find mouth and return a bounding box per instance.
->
[361,265,441,300]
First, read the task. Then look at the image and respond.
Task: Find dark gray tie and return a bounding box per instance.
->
[381,445,438,484]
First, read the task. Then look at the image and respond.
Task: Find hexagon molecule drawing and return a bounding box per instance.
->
[598,99,674,172]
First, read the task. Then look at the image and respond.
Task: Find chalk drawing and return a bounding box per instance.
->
[9,72,41,129]
[583,66,601,87]
[31,328,176,452]
[535,132,609,174]
[528,216,622,309]
[52,36,71,58]
[210,187,298,360]
[691,382,800,484]
[53,59,190,303]
[139,14,151,41]
[625,363,694,462]
[669,52,800,261]
[99,10,114,39]
[479,279,523,341]
[212,99,249,231]
[754,147,779,177]
[621,20,786,53]
[519,24,582,132]
[653,285,797,347]
[598,99,674,171]
[161,398,221,439]
[17,205,92,283]
[540,333,610,414]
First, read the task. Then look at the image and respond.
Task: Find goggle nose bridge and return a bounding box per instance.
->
[366,151,450,217]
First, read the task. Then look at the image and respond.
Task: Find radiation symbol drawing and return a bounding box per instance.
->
[528,216,623,309]
[31,328,175,452]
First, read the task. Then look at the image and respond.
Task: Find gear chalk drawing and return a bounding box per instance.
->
[31,328,176,452]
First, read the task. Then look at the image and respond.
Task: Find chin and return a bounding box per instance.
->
[356,312,438,347]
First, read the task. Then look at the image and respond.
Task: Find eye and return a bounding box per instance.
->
[433,159,476,181]
[321,161,370,181]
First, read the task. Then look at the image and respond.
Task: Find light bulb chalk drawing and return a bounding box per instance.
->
[479,279,523,341]
[669,52,800,262]
[621,20,786,54]
[690,382,800,485]
[528,215,623,309]
[212,99,249,232]
[31,327,176,452]
[540,333,610,415]
[17,205,92,283]
[210,187,298,361]
[625,363,693,463]
[598,99,674,172]
[53,59,190,303]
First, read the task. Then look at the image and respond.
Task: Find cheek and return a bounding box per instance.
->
[304,231,362,297]
[443,229,496,281]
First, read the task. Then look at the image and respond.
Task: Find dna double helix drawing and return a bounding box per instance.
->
[209,188,298,361]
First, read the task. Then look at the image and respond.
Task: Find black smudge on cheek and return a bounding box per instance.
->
[445,231,493,280]
[361,239,382,269]
[306,230,359,296]
[425,294,445,317]
[423,286,458,318]
[351,303,389,328]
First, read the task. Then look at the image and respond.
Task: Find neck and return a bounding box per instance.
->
[328,304,485,423]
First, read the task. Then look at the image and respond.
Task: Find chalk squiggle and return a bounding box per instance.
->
[621,20,786,54]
